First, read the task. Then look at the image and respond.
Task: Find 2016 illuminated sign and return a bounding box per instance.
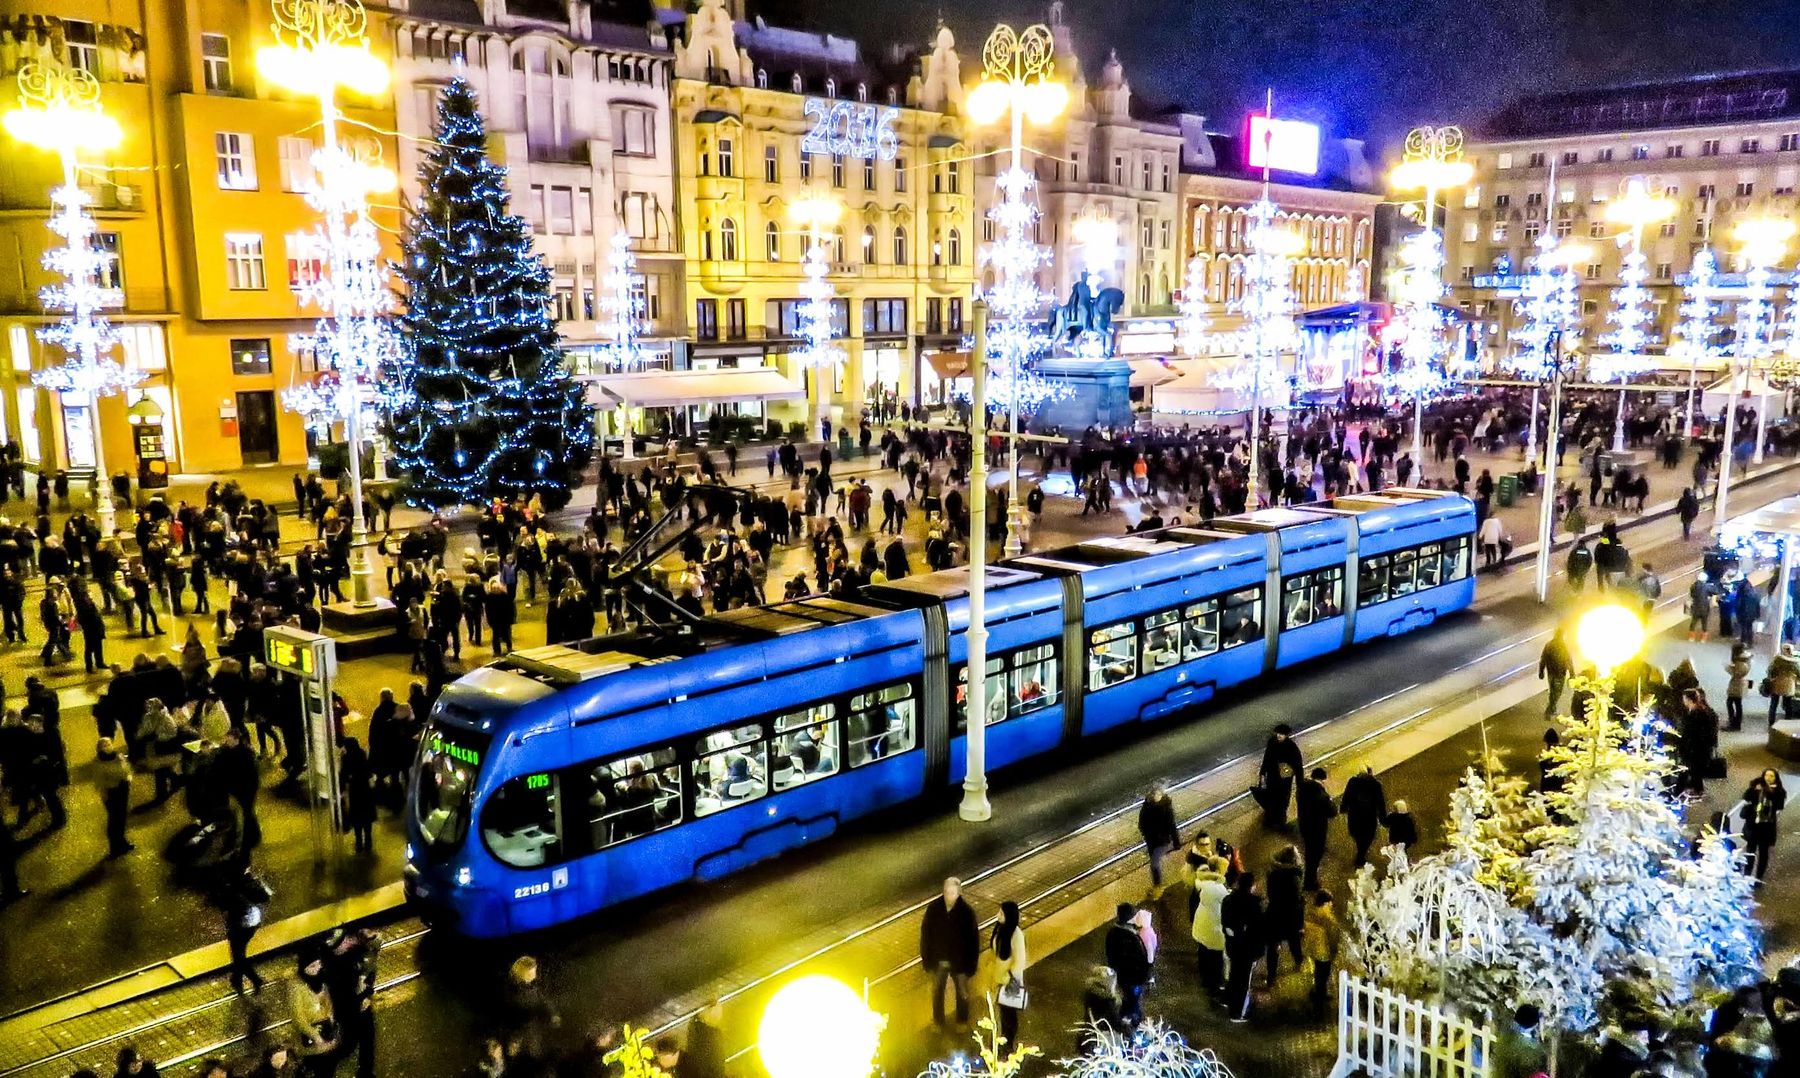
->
[802,98,899,161]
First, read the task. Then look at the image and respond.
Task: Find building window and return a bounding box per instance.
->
[621,191,651,239]
[612,106,654,156]
[719,218,737,261]
[229,338,272,375]
[1160,220,1171,249]
[1493,194,1511,209]
[1589,221,1606,238]
[1112,155,1125,185]
[278,136,314,192]
[285,232,325,289]
[764,145,778,183]
[1070,152,1080,182]
[201,33,233,93]
[700,227,712,261]
[856,82,868,102]
[863,159,875,191]
[1560,151,1578,165]
[214,132,257,190]
[224,234,266,290]
[725,298,746,338]
[947,228,961,265]
[1596,147,1614,162]
[892,226,907,265]
[830,155,844,188]
[1698,183,1716,200]
[755,68,767,89]
[1142,159,1152,189]
[716,137,734,178]
[695,298,718,339]
[1491,222,1509,242]
[1526,151,1546,167]
[548,186,573,234]
[1655,262,1672,279]
[893,157,906,192]
[863,298,906,334]
[1659,221,1678,238]
[1737,182,1756,197]
[765,221,781,261]
[1585,263,1602,280]
[1526,191,1544,207]
[800,153,812,181]
[93,232,122,293]
[861,224,875,262]
[63,20,98,74]
[1161,162,1171,193]
[1782,133,1800,152]
[926,297,942,334]
[1741,138,1761,154]
[1700,138,1721,157]
[1631,144,1650,160]
[1666,144,1684,159]
[948,298,963,332]
[1496,152,1513,169]
[825,78,836,98]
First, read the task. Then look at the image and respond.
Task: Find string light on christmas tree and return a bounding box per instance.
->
[6,61,139,536]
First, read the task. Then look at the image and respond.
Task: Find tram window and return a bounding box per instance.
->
[772,702,838,789]
[580,746,681,850]
[1443,536,1473,581]
[1358,555,1390,607]
[1141,611,1182,674]
[1182,599,1221,658]
[1282,567,1344,630]
[954,657,1008,731]
[848,683,917,766]
[692,723,767,816]
[481,774,562,868]
[1390,550,1418,597]
[1220,587,1262,648]
[1011,643,1060,713]
[1088,623,1138,690]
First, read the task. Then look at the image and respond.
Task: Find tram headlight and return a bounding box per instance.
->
[456,866,473,886]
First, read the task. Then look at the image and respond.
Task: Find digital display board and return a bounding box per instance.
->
[1246,113,1321,176]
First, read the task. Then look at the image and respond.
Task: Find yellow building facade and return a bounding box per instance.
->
[0,0,397,478]
[668,0,976,432]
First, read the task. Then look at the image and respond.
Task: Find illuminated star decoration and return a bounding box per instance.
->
[1506,236,1581,381]
[600,230,647,371]
[1590,236,1659,383]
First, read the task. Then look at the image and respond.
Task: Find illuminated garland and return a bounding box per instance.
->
[32,178,142,401]
[1379,227,1459,399]
[1179,255,1210,356]
[600,230,647,371]
[1591,243,1658,382]
[1671,248,1721,370]
[387,77,593,511]
[976,165,1066,411]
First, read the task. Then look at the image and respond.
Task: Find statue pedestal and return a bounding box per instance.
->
[1028,357,1133,433]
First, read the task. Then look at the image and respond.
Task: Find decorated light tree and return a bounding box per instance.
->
[1672,248,1722,437]
[1211,195,1300,506]
[1179,254,1211,356]
[1591,179,1675,451]
[388,78,593,511]
[788,196,844,437]
[1505,233,1586,463]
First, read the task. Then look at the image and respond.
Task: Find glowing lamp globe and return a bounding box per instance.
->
[758,975,880,1078]
[1734,217,1796,268]
[4,103,122,153]
[1022,79,1068,125]
[965,79,1010,125]
[1575,604,1645,675]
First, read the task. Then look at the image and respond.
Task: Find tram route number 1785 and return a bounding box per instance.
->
[801,98,899,162]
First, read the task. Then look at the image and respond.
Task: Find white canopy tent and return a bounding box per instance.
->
[1700,369,1792,420]
[587,368,805,459]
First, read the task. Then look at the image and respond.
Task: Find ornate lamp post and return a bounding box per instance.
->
[259,0,395,605]
[1594,179,1675,452]
[789,195,845,438]
[1386,125,1473,476]
[5,62,138,537]
[1715,216,1794,530]
[967,22,1066,558]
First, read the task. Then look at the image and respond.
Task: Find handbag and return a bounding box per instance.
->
[1706,756,1728,780]
[998,976,1028,1009]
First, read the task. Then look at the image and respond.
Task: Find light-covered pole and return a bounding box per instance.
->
[1594,179,1675,452]
[790,196,844,439]
[1386,125,1472,478]
[600,230,647,459]
[5,62,139,537]
[967,22,1066,557]
[260,0,396,606]
[961,301,992,823]
[1509,238,1588,603]
[1675,248,1722,440]
[1716,216,1794,531]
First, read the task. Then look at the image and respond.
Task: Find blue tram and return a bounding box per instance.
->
[403,489,1475,936]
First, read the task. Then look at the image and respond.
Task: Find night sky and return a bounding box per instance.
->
[763,0,1800,156]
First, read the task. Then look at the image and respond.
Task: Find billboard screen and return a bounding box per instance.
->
[1246,114,1321,176]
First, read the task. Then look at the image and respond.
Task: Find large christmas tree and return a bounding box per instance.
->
[388,77,593,511]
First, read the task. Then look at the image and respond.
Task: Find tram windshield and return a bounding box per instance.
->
[414,720,489,853]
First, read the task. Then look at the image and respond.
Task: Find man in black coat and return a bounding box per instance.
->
[1339,766,1387,867]
[1258,724,1303,829]
[918,876,979,1027]
[1104,902,1151,1025]
[1221,872,1265,1023]
[1295,768,1337,890]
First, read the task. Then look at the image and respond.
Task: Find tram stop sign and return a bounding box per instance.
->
[264,625,344,852]
[264,625,338,679]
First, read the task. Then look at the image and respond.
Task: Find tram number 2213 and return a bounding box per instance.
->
[801,99,899,162]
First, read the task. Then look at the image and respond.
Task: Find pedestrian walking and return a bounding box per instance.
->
[1296,767,1336,889]
[218,868,270,994]
[1676,688,1719,795]
[1189,856,1229,996]
[1339,766,1387,867]
[340,737,376,853]
[1256,723,1303,829]
[1739,770,1786,883]
[919,876,979,1028]
[1677,487,1700,540]
[1137,782,1181,899]
[326,926,381,1078]
[989,900,1027,1058]
[1689,575,1714,640]
[1263,846,1305,984]
[1103,902,1150,1027]
[504,955,558,1064]
[1539,625,1571,719]
[1566,536,1592,592]
[1726,643,1752,731]
[93,737,133,858]
[288,952,339,1075]
[1765,643,1799,725]
[1302,890,1341,1019]
[1221,871,1264,1023]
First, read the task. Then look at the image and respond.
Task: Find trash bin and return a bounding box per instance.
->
[1497,473,1518,508]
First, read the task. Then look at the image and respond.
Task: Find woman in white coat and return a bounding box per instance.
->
[1190,856,1230,997]
[990,900,1027,1057]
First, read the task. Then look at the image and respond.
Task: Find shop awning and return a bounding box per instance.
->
[926,351,971,380]
[1128,357,1182,389]
[588,368,804,409]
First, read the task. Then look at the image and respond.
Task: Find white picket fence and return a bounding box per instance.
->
[1331,972,1495,1078]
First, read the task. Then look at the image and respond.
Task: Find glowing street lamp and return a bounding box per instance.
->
[5,62,139,537]
[968,21,1066,562]
[789,196,845,436]
[759,975,883,1078]
[1714,216,1795,529]
[259,0,396,606]
[1592,179,1676,451]
[1386,125,1473,474]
